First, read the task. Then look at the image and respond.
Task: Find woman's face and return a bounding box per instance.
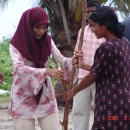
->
[90,20,106,39]
[33,24,48,39]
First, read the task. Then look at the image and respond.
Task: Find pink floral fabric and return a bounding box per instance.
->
[8,39,72,119]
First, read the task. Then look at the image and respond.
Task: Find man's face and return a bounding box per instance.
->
[86,6,97,19]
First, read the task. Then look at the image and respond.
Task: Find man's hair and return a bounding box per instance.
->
[87,1,101,8]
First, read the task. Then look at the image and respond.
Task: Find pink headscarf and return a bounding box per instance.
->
[10,7,51,105]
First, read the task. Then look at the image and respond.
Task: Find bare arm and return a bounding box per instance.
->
[78,59,91,71]
[64,72,98,101]
[72,50,91,71]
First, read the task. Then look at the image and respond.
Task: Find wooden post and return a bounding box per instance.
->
[62,0,86,129]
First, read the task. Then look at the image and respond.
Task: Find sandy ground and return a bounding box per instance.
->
[0,102,94,130]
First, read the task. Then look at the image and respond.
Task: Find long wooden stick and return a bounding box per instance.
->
[62,0,86,130]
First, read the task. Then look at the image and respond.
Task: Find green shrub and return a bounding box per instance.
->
[48,57,57,87]
[0,37,13,91]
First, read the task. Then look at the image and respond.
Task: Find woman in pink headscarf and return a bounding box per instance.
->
[8,7,72,130]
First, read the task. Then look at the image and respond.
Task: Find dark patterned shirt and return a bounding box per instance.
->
[91,38,130,130]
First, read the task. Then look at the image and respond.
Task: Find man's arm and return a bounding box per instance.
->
[78,58,91,71]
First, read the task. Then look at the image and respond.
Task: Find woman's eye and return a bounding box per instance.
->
[36,26,40,29]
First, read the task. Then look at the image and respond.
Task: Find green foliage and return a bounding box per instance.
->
[0,37,13,91]
[48,57,57,69]
[51,78,57,87]
[48,57,57,87]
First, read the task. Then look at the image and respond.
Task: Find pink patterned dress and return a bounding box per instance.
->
[8,39,72,119]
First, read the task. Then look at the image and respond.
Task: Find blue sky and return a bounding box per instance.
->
[0,0,33,41]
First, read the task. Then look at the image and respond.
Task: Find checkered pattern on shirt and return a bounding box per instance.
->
[75,25,105,78]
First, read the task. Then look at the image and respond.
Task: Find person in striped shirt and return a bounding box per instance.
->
[72,1,105,130]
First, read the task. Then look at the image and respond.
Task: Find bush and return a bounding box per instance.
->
[0,37,13,91]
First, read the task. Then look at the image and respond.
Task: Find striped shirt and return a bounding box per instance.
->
[75,25,105,78]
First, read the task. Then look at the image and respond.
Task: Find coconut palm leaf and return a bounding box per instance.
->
[58,0,70,43]
[114,0,130,17]
[74,0,84,21]
[0,0,8,9]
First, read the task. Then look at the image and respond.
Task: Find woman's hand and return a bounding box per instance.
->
[0,71,4,84]
[64,88,75,102]
[75,50,83,58]
[72,55,77,65]
[72,51,85,68]
[72,50,83,66]
[72,51,91,70]
[45,68,64,81]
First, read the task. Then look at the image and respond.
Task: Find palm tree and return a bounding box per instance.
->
[37,0,101,57]
[31,0,130,57]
